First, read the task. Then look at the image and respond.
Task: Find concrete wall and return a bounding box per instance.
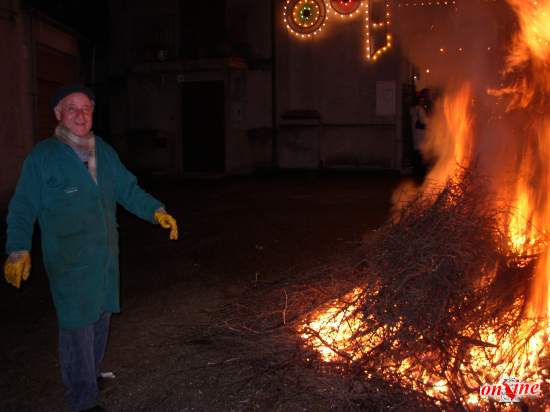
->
[108,0,273,176]
[124,74,181,174]
[275,3,406,170]
[108,0,180,75]
[0,3,82,209]
[224,1,273,172]
[107,0,181,173]
[107,0,408,176]
[226,69,273,173]
[0,5,34,208]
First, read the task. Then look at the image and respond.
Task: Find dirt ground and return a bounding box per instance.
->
[0,172,402,411]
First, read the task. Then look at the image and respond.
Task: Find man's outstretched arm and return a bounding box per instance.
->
[112,149,178,240]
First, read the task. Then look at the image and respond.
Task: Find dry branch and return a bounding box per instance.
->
[206,170,549,411]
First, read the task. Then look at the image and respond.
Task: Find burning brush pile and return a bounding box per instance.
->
[294,1,550,407]
[298,170,550,409]
[212,1,550,410]
[213,169,549,410]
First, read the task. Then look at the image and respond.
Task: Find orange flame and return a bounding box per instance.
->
[506,0,550,70]
[391,83,475,209]
[421,82,474,186]
[300,1,550,406]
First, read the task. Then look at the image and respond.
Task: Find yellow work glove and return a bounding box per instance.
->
[154,210,179,240]
[4,251,31,289]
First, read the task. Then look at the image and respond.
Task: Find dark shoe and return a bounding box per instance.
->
[97,371,116,392]
[97,377,107,392]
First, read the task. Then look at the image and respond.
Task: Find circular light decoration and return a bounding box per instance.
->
[330,0,362,16]
[284,0,327,38]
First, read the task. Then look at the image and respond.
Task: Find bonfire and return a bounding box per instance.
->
[299,170,549,410]
[299,0,550,409]
[214,1,550,410]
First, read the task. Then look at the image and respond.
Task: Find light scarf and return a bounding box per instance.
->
[55,124,97,183]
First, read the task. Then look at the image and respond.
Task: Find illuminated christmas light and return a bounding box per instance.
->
[283,0,474,62]
[284,0,328,38]
[365,0,393,61]
[397,0,456,6]
[328,0,363,17]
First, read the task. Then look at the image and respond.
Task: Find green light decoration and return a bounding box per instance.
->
[284,0,327,37]
[284,0,392,61]
[300,6,312,23]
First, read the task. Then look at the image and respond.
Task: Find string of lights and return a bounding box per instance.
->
[283,0,498,63]
[365,0,392,61]
[397,1,457,7]
[283,0,328,39]
[283,0,393,61]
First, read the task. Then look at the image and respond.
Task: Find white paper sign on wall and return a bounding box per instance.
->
[376,80,396,117]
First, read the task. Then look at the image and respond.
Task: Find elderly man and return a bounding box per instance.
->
[4,85,178,412]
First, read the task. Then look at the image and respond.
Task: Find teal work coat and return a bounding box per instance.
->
[6,137,163,329]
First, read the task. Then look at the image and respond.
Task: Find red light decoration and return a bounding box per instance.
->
[283,0,393,61]
[330,0,362,15]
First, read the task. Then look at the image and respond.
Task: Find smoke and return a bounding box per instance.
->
[390,1,550,316]
[390,1,526,189]
[393,1,516,90]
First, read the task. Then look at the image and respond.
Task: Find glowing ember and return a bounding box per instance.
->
[299,286,548,406]
[298,287,366,361]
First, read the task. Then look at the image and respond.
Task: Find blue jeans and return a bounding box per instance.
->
[58,312,111,412]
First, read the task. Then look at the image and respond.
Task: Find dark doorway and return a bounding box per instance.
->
[182,81,226,173]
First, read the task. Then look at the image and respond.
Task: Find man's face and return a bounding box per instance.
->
[54,92,94,137]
